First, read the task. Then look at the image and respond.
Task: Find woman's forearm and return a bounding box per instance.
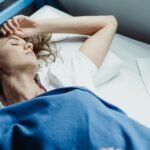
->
[39,15,117,35]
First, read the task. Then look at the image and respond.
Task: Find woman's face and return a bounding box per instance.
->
[0,35,38,73]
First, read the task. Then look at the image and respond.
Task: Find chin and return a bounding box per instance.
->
[21,59,38,71]
[27,56,38,65]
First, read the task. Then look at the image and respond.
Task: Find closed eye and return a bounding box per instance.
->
[10,39,19,46]
[11,43,19,46]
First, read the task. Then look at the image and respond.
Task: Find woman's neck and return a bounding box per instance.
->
[1,73,45,106]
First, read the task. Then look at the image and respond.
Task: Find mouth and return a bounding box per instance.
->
[26,51,36,56]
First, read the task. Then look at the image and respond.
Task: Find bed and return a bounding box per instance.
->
[33,5,150,128]
[0,1,150,129]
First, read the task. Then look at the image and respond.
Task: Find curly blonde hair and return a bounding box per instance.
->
[24,33,59,68]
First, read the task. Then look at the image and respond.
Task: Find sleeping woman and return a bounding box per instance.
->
[1,15,150,150]
[0,15,118,106]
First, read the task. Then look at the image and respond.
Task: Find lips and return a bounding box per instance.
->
[26,51,35,56]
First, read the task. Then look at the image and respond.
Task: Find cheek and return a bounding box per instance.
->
[4,50,20,59]
[0,48,23,64]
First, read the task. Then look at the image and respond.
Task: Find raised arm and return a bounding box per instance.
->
[39,16,117,35]
[39,15,118,68]
[0,15,118,68]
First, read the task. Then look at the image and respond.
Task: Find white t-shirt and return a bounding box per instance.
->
[36,50,98,94]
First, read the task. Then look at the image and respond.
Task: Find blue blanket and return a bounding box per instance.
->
[0,86,150,150]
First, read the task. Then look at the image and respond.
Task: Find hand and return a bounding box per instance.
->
[0,15,42,38]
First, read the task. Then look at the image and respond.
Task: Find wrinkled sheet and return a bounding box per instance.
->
[0,86,150,150]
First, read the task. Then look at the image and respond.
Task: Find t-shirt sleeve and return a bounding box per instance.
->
[47,50,98,92]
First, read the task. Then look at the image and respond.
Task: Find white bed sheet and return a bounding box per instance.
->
[95,34,150,128]
[55,33,150,128]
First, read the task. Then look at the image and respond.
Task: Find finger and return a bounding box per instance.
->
[0,27,7,35]
[12,16,20,29]
[7,19,17,31]
[13,30,24,38]
[3,23,13,34]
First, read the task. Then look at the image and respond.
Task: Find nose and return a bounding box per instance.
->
[24,42,33,51]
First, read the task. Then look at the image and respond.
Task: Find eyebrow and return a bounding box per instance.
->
[7,37,19,42]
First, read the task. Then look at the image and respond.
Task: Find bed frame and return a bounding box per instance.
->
[0,0,59,25]
[0,0,67,25]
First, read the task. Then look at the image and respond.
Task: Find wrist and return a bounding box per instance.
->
[36,19,50,34]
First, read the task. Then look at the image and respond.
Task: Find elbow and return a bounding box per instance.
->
[109,15,118,27]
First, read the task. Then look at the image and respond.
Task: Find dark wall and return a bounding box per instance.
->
[56,0,150,44]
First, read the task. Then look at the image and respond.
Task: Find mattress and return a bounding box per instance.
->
[56,32,150,128]
[96,33,150,128]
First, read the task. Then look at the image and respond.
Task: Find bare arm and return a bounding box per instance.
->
[79,20,118,68]
[39,16,118,68]
[1,15,118,68]
[39,16,116,35]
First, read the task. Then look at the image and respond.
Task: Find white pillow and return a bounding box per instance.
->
[53,34,123,86]
[93,50,123,87]
[30,5,71,42]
